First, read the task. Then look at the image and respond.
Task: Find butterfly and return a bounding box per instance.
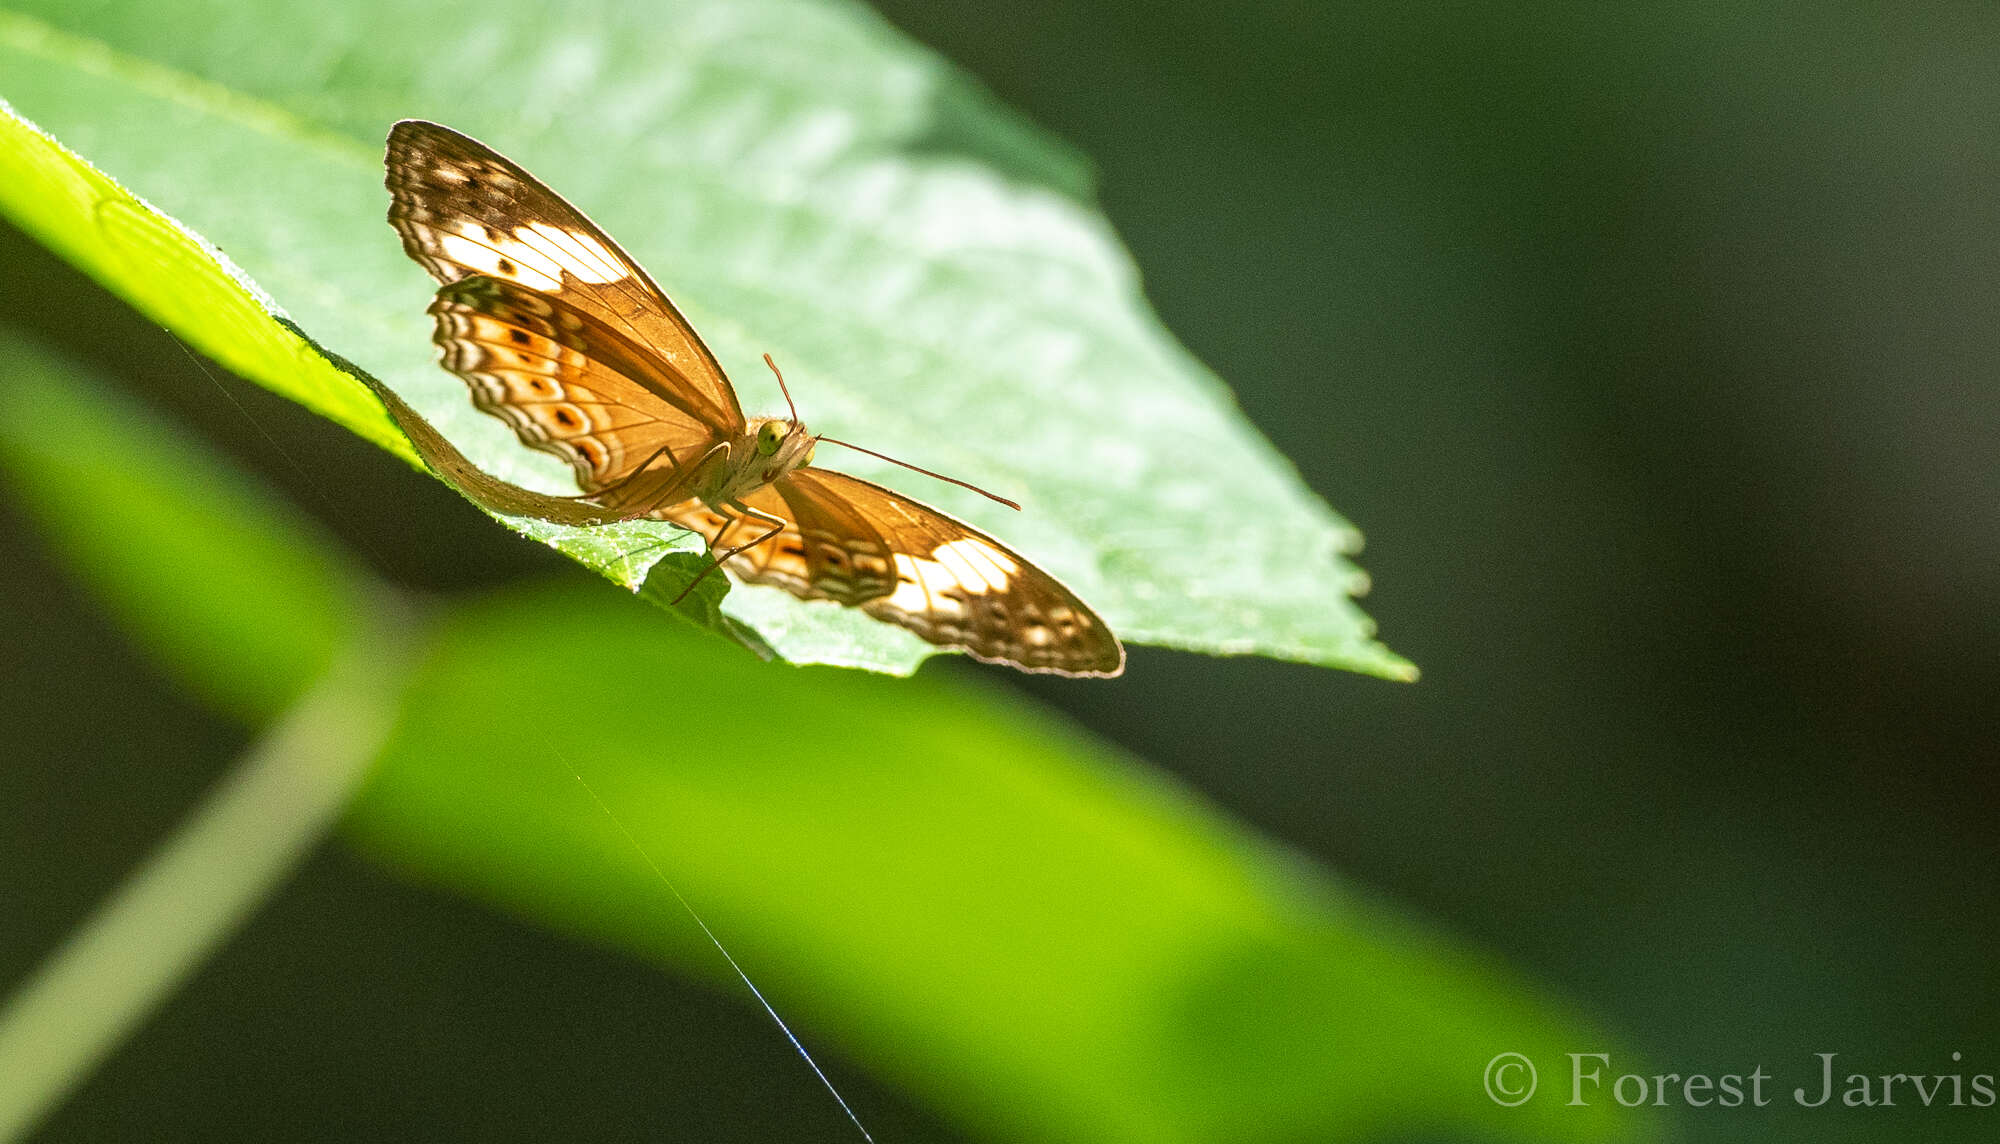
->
[384,120,1124,676]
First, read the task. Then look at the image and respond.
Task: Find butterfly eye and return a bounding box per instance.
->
[756,422,784,456]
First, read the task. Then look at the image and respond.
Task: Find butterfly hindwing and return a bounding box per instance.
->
[664,481,898,607]
[428,275,725,513]
[387,119,744,434]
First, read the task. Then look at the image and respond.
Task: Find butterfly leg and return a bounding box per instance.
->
[669,500,788,605]
[558,441,682,507]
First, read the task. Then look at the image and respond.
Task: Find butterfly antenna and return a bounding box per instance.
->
[763,353,801,425]
[761,352,1018,510]
[814,437,1021,511]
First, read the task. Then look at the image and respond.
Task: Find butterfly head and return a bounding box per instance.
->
[750,417,816,481]
[751,353,818,474]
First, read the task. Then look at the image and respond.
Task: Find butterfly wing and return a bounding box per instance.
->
[386,118,744,434]
[666,479,899,606]
[665,470,1124,676]
[428,275,728,514]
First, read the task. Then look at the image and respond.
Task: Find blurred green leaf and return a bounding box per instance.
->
[0,337,367,722]
[0,0,1412,679]
[0,333,1644,1142]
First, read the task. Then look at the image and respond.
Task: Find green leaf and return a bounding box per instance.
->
[0,338,369,722]
[0,331,1644,1143]
[0,0,1412,680]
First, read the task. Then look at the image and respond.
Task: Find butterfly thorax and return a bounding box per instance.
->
[695,417,815,507]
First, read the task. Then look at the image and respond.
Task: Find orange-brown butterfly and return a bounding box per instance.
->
[385,120,1123,676]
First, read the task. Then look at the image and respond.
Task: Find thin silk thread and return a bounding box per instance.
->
[550,741,877,1143]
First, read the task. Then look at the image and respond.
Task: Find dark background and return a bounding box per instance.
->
[4,2,1996,1141]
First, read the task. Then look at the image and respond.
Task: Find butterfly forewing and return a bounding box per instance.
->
[665,472,1120,675]
[386,119,743,433]
[783,471,1123,676]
